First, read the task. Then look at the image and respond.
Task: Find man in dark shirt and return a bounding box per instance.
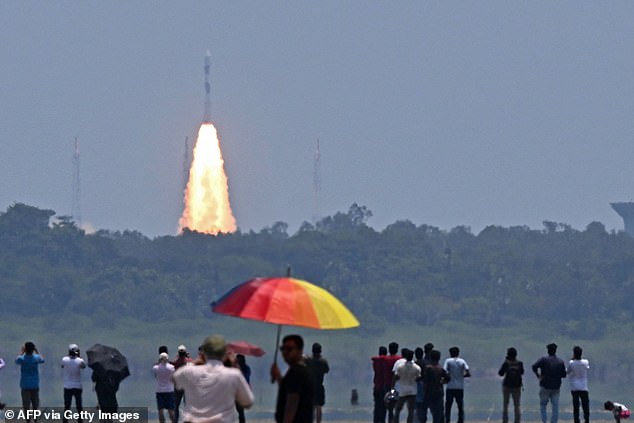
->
[418,343,435,423]
[271,334,314,423]
[532,343,566,423]
[498,347,524,423]
[385,342,402,423]
[423,350,449,423]
[305,343,329,423]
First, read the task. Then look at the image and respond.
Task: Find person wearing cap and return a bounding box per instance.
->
[305,342,330,423]
[172,335,253,423]
[153,352,176,423]
[271,334,314,423]
[173,345,190,367]
[532,343,566,423]
[172,345,192,423]
[62,344,86,423]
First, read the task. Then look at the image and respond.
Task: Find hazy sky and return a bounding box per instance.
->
[2,2,634,237]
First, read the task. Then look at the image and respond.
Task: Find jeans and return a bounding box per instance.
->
[63,388,83,423]
[502,386,521,423]
[571,390,589,423]
[539,388,560,423]
[445,389,464,423]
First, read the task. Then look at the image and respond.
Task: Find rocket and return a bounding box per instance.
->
[203,50,211,123]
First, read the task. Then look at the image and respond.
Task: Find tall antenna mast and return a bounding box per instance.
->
[71,136,82,225]
[313,139,321,223]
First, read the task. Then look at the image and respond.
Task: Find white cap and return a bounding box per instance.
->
[177,344,187,352]
[69,344,79,351]
[159,352,169,362]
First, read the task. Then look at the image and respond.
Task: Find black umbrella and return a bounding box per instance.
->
[86,344,130,382]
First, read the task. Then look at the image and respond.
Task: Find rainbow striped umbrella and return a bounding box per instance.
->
[211,276,359,366]
[212,277,359,329]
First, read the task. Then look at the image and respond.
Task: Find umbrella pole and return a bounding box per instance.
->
[273,265,289,366]
[273,324,281,364]
[271,324,282,384]
[271,268,289,365]
[272,263,288,383]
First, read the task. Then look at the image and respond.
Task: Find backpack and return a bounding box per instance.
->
[504,360,522,388]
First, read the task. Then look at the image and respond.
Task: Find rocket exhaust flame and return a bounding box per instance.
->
[179,123,236,235]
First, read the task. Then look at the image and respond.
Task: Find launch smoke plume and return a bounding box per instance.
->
[179,123,236,234]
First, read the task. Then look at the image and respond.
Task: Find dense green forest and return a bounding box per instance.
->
[2,202,634,415]
[1,202,631,336]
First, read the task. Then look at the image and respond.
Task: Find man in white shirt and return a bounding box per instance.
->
[153,353,176,423]
[173,335,253,423]
[392,349,421,423]
[443,346,470,423]
[61,344,86,423]
[392,350,407,396]
[567,346,590,423]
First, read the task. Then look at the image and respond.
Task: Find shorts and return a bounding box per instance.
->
[156,392,175,410]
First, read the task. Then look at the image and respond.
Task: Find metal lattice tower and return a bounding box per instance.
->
[71,136,82,225]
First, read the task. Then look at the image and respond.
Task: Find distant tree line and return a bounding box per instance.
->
[1,202,632,338]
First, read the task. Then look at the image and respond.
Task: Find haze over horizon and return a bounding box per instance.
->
[2,2,634,237]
